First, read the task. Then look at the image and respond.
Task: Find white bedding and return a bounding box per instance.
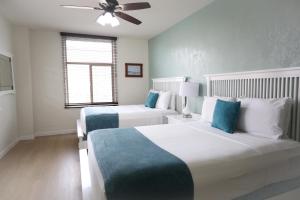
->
[87,120,300,200]
[80,104,177,134]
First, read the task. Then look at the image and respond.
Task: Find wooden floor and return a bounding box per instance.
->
[0,134,82,200]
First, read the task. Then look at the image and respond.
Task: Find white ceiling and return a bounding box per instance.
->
[0,0,213,39]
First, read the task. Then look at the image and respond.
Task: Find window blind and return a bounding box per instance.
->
[61,32,118,108]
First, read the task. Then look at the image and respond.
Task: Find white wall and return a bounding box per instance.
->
[0,15,18,158]
[117,38,149,105]
[26,30,149,136]
[12,26,34,140]
[30,30,78,136]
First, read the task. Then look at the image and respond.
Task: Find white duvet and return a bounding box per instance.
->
[80,105,177,133]
[88,120,300,200]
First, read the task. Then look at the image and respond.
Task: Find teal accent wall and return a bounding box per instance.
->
[149,0,300,113]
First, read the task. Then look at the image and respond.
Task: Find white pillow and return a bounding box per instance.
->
[156,91,171,110]
[169,93,176,110]
[237,98,292,139]
[201,96,236,123]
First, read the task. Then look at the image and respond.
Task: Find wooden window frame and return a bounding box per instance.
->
[61,33,118,108]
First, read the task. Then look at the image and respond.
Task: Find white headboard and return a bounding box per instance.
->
[205,67,300,141]
[152,77,187,113]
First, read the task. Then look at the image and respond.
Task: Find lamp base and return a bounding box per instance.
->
[182,101,192,118]
[183,114,192,118]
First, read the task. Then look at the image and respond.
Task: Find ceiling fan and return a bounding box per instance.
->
[61,0,151,27]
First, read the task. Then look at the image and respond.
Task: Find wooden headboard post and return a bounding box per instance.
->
[152,77,187,113]
[204,67,300,141]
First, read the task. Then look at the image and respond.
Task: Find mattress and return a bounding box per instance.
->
[80,104,177,134]
[87,120,300,200]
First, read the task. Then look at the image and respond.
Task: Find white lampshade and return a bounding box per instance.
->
[111,16,120,27]
[103,12,113,24]
[97,15,106,26]
[179,82,199,97]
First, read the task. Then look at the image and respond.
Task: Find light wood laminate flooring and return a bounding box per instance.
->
[0,134,82,200]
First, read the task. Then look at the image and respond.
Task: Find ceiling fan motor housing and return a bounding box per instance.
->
[100,0,119,13]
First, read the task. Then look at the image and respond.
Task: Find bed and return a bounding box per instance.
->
[77,77,186,149]
[86,121,300,200]
[80,105,177,135]
[80,67,300,200]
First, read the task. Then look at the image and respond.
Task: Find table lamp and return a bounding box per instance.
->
[179,82,199,118]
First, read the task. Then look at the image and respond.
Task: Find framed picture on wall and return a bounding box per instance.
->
[125,63,143,78]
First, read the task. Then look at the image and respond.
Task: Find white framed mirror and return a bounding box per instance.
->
[0,51,15,95]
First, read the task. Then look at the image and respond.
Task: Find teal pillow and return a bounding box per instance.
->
[145,92,159,108]
[212,99,241,133]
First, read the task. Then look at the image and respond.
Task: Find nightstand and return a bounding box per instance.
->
[166,113,202,124]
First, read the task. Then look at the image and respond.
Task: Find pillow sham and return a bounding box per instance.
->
[237,98,292,139]
[212,99,241,133]
[156,91,172,110]
[145,92,159,108]
[201,96,236,123]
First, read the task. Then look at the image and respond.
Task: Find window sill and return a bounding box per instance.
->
[65,102,119,109]
[0,90,16,96]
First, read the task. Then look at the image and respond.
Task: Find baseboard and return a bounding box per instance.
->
[0,138,18,159]
[35,129,76,137]
[0,129,76,159]
[19,134,35,141]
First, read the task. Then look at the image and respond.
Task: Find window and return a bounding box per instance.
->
[61,33,118,108]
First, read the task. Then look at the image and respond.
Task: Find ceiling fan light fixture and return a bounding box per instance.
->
[63,1,151,26]
[97,12,119,27]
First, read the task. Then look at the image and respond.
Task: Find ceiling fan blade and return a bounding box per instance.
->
[114,12,142,25]
[61,5,101,10]
[120,2,151,11]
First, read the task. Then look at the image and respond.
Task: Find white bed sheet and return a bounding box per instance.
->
[87,120,300,200]
[80,104,177,133]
